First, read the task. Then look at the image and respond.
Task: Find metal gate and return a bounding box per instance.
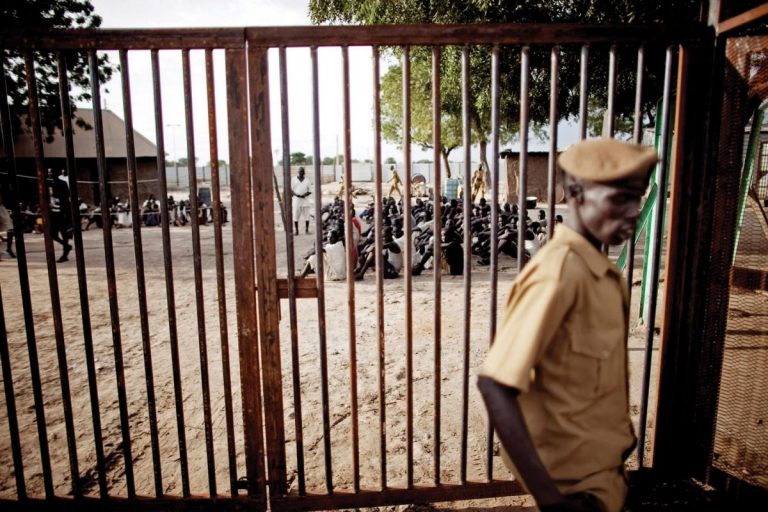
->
[2,21,747,511]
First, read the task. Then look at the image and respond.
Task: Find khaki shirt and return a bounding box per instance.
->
[481,224,635,512]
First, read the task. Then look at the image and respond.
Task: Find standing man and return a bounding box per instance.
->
[471,164,485,203]
[291,166,312,235]
[48,168,73,262]
[478,138,657,512]
[387,165,402,199]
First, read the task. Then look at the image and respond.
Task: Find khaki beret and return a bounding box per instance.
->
[558,138,658,182]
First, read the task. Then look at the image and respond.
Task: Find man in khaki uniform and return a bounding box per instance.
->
[387,165,403,199]
[478,138,657,512]
[471,165,485,202]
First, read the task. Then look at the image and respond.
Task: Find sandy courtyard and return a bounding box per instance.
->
[0,185,660,507]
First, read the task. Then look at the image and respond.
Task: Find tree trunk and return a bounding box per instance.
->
[505,156,518,204]
[441,149,452,179]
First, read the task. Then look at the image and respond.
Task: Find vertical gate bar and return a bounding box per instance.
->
[57,50,107,498]
[119,49,163,497]
[150,49,190,497]
[278,45,306,496]
[607,45,617,138]
[0,52,43,500]
[579,44,589,140]
[518,46,531,274]
[227,47,267,498]
[656,47,690,463]
[637,45,675,467]
[24,50,80,498]
[626,45,645,301]
[402,44,414,490]
[0,284,26,499]
[89,49,135,498]
[341,44,361,494]
[181,48,217,496]
[247,44,287,496]
[372,45,387,491]
[205,48,238,497]
[486,44,501,481]
[310,45,334,494]
[431,46,442,486]
[547,46,560,241]
[460,45,471,485]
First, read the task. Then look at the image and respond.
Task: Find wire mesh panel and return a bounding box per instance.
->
[712,35,768,493]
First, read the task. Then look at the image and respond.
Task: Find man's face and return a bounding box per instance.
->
[298,169,305,179]
[576,177,648,246]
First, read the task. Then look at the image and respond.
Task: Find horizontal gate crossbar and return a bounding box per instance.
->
[0,496,262,512]
[0,28,245,49]
[0,23,709,50]
[270,481,525,511]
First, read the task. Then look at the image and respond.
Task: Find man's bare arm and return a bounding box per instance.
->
[477,376,589,511]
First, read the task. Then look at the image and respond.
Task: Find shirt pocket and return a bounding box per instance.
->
[568,327,623,397]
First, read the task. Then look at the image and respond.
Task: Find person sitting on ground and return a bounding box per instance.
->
[355,225,401,280]
[300,229,346,281]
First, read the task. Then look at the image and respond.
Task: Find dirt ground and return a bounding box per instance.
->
[0,183,661,509]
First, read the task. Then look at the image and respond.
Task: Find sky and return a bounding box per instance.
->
[85,0,578,167]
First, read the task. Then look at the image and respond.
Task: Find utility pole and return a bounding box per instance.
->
[166,123,181,187]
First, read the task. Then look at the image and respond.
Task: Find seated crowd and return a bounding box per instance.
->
[299,195,562,282]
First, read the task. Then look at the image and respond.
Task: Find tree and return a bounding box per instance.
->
[177,157,198,167]
[308,0,702,178]
[1,0,115,143]
[381,60,462,178]
[384,156,397,164]
[290,151,312,165]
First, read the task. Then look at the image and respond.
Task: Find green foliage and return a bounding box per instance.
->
[2,0,115,143]
[384,156,397,164]
[176,157,198,167]
[308,0,702,159]
[290,151,313,165]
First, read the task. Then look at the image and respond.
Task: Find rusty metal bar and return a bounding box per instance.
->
[89,48,135,498]
[242,24,707,47]
[341,44,361,494]
[119,49,163,497]
[547,46,560,241]
[150,49,190,497]
[518,46,531,273]
[637,45,675,467]
[310,45,334,494]
[431,46,442,486]
[626,45,645,300]
[205,48,238,497]
[0,284,25,499]
[25,50,80,498]
[607,45,617,138]
[228,46,268,498]
[278,45,306,496]
[486,44,501,481]
[181,48,217,496]
[247,44,287,497]
[579,44,589,140]
[0,52,34,501]
[460,45,471,485]
[57,50,107,498]
[718,3,768,34]
[0,24,707,51]
[372,45,387,491]
[402,45,414,490]
[0,28,245,49]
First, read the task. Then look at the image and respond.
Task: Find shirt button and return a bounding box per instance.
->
[601,350,610,359]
